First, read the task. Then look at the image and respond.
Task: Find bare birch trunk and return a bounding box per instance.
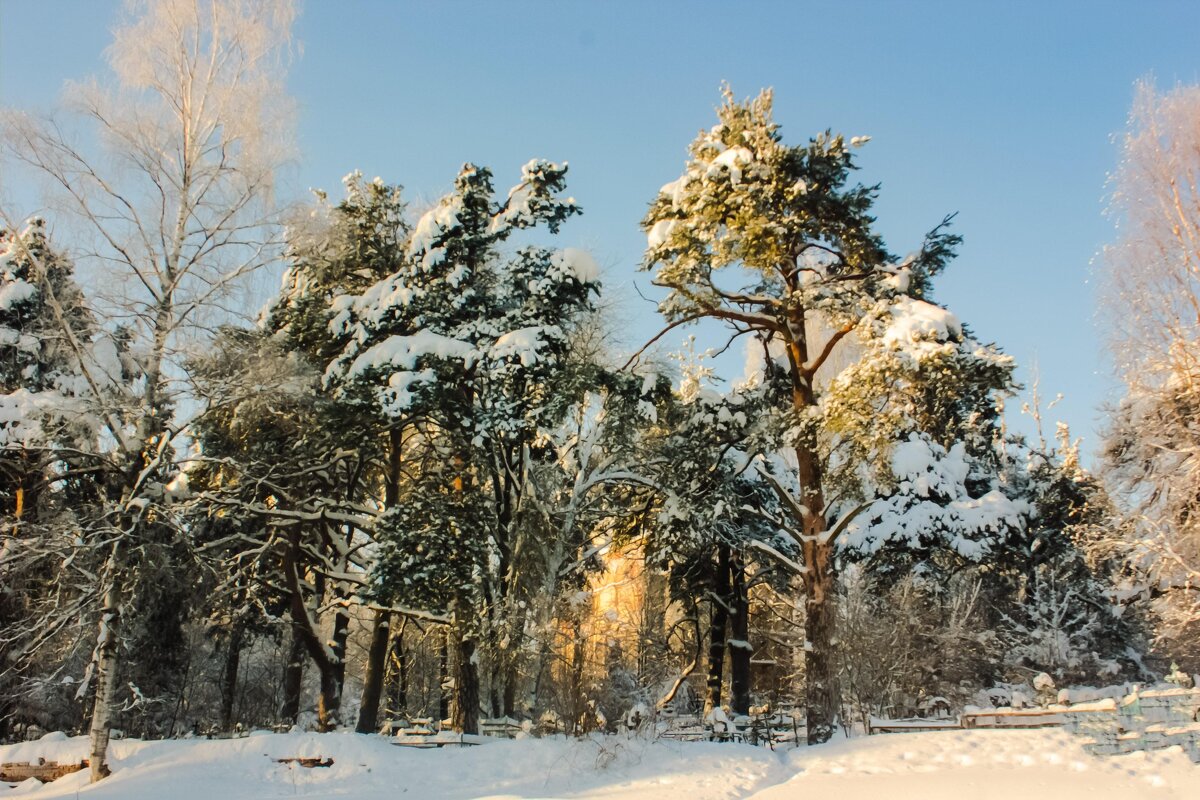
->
[89,579,121,782]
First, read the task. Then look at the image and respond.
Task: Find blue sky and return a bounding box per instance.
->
[4,0,1200,458]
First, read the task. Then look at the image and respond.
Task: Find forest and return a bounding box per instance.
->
[1,1,1198,786]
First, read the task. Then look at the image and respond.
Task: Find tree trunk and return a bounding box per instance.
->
[329,604,350,705]
[281,629,304,725]
[88,579,121,782]
[316,662,341,731]
[368,429,406,727]
[790,324,839,743]
[384,618,408,717]
[502,666,517,719]
[438,632,450,722]
[570,618,587,734]
[497,599,527,718]
[802,537,838,744]
[356,609,391,733]
[452,632,480,734]
[219,623,243,733]
[706,544,731,713]
[284,527,342,730]
[729,550,751,716]
[488,662,502,720]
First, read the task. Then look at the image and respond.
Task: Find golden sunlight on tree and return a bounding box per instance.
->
[1101,78,1200,654]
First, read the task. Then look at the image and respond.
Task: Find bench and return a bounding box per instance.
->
[480,717,524,739]
[392,731,484,748]
[868,717,962,735]
[961,709,1069,729]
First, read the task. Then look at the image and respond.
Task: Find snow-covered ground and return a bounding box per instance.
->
[1,728,1196,799]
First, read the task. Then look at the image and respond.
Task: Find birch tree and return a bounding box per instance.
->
[1100,79,1200,652]
[0,0,295,780]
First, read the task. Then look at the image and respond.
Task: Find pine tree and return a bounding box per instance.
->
[0,219,96,740]
[998,430,1146,682]
[329,160,599,732]
[641,87,1013,743]
[635,363,788,717]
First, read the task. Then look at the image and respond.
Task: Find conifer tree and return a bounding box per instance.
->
[641,88,1014,742]
[329,160,600,732]
[0,220,96,739]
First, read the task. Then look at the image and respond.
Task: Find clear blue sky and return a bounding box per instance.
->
[4,0,1200,458]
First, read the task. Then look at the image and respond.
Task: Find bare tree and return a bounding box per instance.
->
[1099,79,1200,648]
[0,0,295,781]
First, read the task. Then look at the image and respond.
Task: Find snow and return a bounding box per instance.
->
[0,327,40,354]
[891,435,970,496]
[552,247,600,283]
[0,389,49,447]
[0,278,36,311]
[2,728,1195,799]
[492,326,558,366]
[345,331,476,377]
[88,334,124,386]
[1034,672,1057,691]
[755,729,1198,800]
[408,196,463,269]
[647,219,678,249]
[882,296,962,347]
[659,176,689,208]
[708,146,754,184]
[844,434,1027,560]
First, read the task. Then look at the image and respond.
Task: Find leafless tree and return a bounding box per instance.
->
[0,0,296,781]
[1099,79,1200,652]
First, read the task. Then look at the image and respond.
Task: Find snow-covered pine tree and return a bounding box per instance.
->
[641,87,1015,743]
[328,160,600,733]
[265,172,414,731]
[186,173,414,732]
[0,219,96,740]
[627,355,789,717]
[0,219,94,511]
[996,429,1147,683]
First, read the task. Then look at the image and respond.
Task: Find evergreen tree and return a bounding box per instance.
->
[641,87,1013,742]
[0,219,96,740]
[329,160,600,732]
[997,431,1146,682]
[635,363,788,717]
